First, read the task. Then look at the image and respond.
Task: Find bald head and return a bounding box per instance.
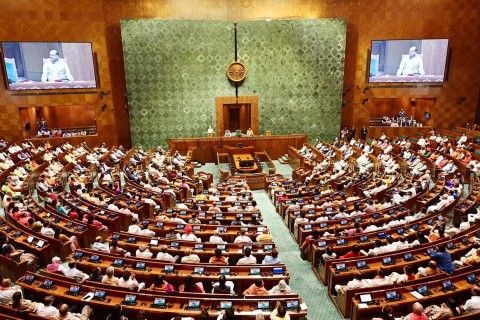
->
[429,260,438,269]
[59,304,69,316]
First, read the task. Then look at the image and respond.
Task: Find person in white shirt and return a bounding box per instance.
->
[40,221,56,238]
[136,245,153,258]
[335,272,369,293]
[460,286,480,315]
[427,194,450,214]
[234,230,252,244]
[181,225,200,242]
[181,249,201,263]
[139,224,156,237]
[209,230,225,244]
[459,215,471,232]
[92,236,109,252]
[156,245,177,263]
[237,248,257,265]
[127,218,142,235]
[62,260,89,282]
[170,213,186,224]
[118,270,142,291]
[0,279,22,305]
[36,295,60,318]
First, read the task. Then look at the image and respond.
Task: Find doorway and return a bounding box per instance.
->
[215,96,259,136]
[223,104,251,133]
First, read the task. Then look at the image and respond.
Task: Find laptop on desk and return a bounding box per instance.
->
[92,291,106,301]
[359,293,375,305]
[219,301,233,310]
[66,285,81,296]
[186,300,201,310]
[257,301,270,311]
[150,297,167,309]
[122,294,137,306]
[385,290,400,302]
[416,285,432,296]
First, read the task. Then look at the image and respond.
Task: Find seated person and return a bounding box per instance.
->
[243,279,269,295]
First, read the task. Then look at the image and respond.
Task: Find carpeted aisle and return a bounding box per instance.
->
[253,189,342,320]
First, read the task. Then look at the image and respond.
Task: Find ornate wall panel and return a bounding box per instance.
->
[236,19,346,142]
[121,19,234,148]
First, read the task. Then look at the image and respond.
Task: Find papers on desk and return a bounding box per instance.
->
[82,292,94,301]
[410,291,424,299]
[358,303,369,309]
[300,302,307,311]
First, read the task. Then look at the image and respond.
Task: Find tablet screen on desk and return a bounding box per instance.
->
[250,268,261,275]
[217,244,226,251]
[194,267,204,274]
[124,295,137,304]
[220,268,230,275]
[220,301,232,309]
[264,244,273,252]
[382,257,392,264]
[150,239,159,246]
[286,300,299,309]
[273,267,283,275]
[69,285,80,294]
[94,291,106,299]
[257,301,270,310]
[386,291,397,300]
[336,263,346,271]
[417,285,428,294]
[164,265,174,273]
[153,297,166,306]
[170,242,179,248]
[188,300,200,308]
[194,243,203,250]
[360,294,372,303]
[36,240,45,248]
[113,259,123,267]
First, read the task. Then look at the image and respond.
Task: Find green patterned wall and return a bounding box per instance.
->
[237,19,346,141]
[121,20,234,147]
[121,19,346,147]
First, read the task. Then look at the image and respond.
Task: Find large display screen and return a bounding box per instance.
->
[368,39,449,83]
[1,41,97,90]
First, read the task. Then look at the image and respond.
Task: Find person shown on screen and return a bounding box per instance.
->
[397,47,425,76]
[41,50,74,82]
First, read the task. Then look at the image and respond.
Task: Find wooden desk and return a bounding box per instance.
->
[233,154,258,173]
[72,251,288,293]
[18,272,307,319]
[169,134,308,163]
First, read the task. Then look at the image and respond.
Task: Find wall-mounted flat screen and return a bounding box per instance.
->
[368,39,449,83]
[1,42,97,90]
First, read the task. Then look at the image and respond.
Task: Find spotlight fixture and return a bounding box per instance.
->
[361,98,369,105]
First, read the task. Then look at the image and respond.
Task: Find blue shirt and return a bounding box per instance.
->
[430,251,455,274]
[262,255,282,265]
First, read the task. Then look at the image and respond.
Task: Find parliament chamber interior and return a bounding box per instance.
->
[1,0,480,320]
